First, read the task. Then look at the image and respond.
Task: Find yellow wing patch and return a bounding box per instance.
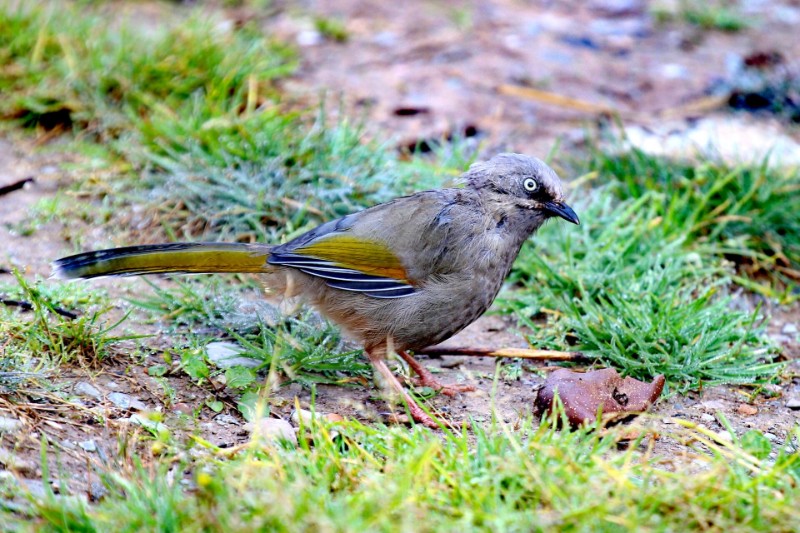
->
[294,234,409,282]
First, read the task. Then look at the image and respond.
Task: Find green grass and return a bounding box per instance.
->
[590,149,800,292]
[4,414,800,531]
[0,4,295,150]
[506,185,781,392]
[652,0,750,32]
[0,271,132,379]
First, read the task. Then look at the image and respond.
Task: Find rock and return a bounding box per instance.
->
[88,481,108,502]
[126,413,168,434]
[700,413,715,424]
[206,342,261,369]
[617,116,800,168]
[291,408,344,426]
[700,400,726,411]
[716,430,734,442]
[172,403,193,415]
[782,323,798,335]
[214,414,240,426]
[588,0,646,17]
[0,415,22,433]
[737,404,758,416]
[107,392,147,411]
[74,381,102,400]
[764,432,778,441]
[248,418,297,447]
[534,368,665,427]
[0,447,36,474]
[786,397,800,410]
[79,440,97,452]
[291,408,314,426]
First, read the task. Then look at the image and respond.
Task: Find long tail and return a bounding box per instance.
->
[52,242,273,279]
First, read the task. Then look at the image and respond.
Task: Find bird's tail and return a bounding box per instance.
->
[52,242,273,279]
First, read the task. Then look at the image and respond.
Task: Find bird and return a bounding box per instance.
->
[53,153,579,428]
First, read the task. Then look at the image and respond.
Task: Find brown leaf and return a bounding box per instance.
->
[535,368,665,427]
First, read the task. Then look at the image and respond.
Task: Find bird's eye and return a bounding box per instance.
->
[523,178,539,192]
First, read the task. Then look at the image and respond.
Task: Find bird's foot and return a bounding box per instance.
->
[411,376,476,397]
[398,350,476,397]
[385,403,442,429]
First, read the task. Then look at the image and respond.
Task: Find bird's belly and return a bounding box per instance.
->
[384,273,505,351]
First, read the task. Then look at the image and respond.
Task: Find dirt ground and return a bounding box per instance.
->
[2,0,800,498]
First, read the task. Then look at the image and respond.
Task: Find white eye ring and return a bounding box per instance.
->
[523,178,538,192]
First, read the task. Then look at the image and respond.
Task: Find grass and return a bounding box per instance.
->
[0,270,132,380]
[652,0,750,32]
[589,149,800,292]
[0,0,798,531]
[4,414,800,531]
[506,185,781,393]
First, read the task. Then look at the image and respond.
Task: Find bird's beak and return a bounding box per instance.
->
[544,201,580,225]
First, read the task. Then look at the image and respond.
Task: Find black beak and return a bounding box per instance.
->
[544,201,580,225]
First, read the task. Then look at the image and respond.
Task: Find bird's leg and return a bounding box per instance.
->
[398,350,475,396]
[366,348,440,429]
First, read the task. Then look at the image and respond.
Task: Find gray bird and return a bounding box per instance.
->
[53,153,579,427]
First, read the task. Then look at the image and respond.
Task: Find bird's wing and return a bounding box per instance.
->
[267,190,467,299]
[268,233,416,299]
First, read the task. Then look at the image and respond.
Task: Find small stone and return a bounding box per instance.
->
[88,481,108,502]
[782,323,798,335]
[79,440,97,452]
[249,418,297,447]
[127,413,168,433]
[291,408,314,426]
[737,404,758,416]
[0,416,22,433]
[206,342,261,369]
[296,29,322,47]
[700,400,726,411]
[764,432,778,441]
[716,430,733,442]
[74,381,102,400]
[325,413,345,423]
[214,414,240,426]
[700,413,715,424]
[173,403,193,415]
[0,447,36,474]
[108,392,147,411]
[786,398,800,410]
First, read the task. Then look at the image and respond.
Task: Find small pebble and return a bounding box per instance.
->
[0,416,22,433]
[782,323,798,335]
[214,414,240,427]
[108,392,147,411]
[715,430,733,442]
[74,381,102,400]
[173,403,193,415]
[0,447,36,474]
[79,440,97,452]
[248,418,297,447]
[206,342,261,369]
[786,398,800,410]
[700,413,715,424]
[764,432,778,442]
[700,400,726,411]
[737,403,758,416]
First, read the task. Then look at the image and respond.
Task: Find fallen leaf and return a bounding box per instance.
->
[535,368,665,427]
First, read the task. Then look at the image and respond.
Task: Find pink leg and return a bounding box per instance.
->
[366,349,441,429]
[398,350,475,396]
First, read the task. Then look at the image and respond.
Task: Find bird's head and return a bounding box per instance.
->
[464,153,580,225]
